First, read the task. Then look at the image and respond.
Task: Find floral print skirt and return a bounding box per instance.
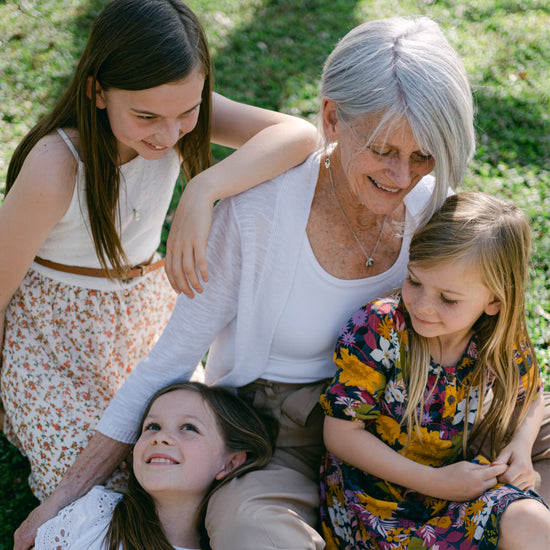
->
[1,268,177,501]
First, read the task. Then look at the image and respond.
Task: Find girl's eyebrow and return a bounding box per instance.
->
[407,266,466,296]
[130,100,202,117]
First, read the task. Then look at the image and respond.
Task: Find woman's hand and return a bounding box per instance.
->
[429,460,509,502]
[14,500,60,550]
[165,175,214,297]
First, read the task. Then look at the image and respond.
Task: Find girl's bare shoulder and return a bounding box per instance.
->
[18,129,80,203]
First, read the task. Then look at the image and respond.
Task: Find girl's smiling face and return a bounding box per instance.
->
[92,68,205,164]
[402,259,501,351]
[133,389,237,500]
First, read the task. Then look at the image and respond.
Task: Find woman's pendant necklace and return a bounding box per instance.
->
[326,155,387,269]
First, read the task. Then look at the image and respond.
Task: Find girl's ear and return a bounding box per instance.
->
[484,297,501,316]
[215,451,247,480]
[86,76,107,109]
[322,99,339,142]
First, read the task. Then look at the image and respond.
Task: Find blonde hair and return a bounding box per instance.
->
[402,192,539,459]
[320,16,474,225]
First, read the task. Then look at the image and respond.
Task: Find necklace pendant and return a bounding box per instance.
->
[366,257,375,268]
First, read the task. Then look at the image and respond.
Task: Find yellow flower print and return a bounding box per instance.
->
[336,348,386,395]
[376,415,407,447]
[426,515,452,530]
[467,499,486,517]
[464,517,477,541]
[320,394,333,417]
[378,315,393,340]
[357,493,398,520]
[404,428,453,466]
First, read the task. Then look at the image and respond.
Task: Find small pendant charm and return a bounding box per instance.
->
[366,257,375,268]
[324,156,331,169]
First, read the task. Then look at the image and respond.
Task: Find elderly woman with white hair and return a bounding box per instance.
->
[19,15,548,550]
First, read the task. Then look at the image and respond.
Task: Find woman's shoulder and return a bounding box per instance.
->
[231,150,321,209]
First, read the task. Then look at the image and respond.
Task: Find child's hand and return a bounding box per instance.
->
[433,460,508,501]
[165,176,213,298]
[492,441,537,491]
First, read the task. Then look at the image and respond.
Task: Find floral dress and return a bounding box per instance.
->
[320,295,545,550]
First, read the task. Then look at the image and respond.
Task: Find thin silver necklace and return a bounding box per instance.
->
[325,155,387,268]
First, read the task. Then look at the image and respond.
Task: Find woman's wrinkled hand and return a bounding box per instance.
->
[14,500,59,550]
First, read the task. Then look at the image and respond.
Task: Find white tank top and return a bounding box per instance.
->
[33,129,180,289]
[264,222,411,383]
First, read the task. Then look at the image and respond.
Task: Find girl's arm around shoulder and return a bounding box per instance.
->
[0,133,75,313]
[324,415,508,502]
[165,92,319,297]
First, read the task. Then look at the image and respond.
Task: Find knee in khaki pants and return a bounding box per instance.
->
[205,459,325,550]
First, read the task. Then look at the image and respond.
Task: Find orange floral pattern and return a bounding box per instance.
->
[1,268,176,501]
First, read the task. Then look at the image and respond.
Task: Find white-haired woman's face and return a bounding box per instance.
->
[335,112,435,215]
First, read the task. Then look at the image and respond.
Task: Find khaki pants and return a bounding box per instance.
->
[206,379,328,550]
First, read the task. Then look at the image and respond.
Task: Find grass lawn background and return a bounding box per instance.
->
[0,0,548,545]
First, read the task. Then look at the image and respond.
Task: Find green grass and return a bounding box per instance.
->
[1,0,549,545]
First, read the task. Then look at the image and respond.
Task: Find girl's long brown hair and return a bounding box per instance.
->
[401,192,540,460]
[6,0,213,278]
[105,381,278,550]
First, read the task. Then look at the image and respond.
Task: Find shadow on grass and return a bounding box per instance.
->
[0,434,39,549]
[211,0,361,114]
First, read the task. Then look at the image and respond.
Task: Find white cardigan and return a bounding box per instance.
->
[98,151,434,443]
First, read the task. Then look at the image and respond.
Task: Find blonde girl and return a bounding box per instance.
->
[0,0,315,501]
[320,192,550,549]
[34,381,277,550]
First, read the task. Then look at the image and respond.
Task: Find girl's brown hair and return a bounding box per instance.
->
[105,381,277,550]
[402,192,540,460]
[6,0,213,278]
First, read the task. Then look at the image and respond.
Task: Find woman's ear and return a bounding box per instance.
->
[322,99,339,141]
[86,76,107,109]
[484,297,501,316]
[215,451,247,480]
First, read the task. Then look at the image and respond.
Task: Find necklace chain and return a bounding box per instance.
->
[325,155,387,268]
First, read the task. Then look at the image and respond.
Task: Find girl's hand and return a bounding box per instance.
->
[493,441,537,491]
[165,175,214,298]
[431,460,509,502]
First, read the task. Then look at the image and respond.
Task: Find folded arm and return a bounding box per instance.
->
[324,415,508,502]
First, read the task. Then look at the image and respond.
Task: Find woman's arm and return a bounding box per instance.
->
[324,416,508,502]
[14,433,130,550]
[165,93,319,296]
[493,391,544,490]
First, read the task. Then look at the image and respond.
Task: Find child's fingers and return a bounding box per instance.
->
[192,239,209,285]
[181,247,204,295]
[165,247,195,298]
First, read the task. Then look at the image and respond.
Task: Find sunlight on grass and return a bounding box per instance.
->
[0,0,549,543]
